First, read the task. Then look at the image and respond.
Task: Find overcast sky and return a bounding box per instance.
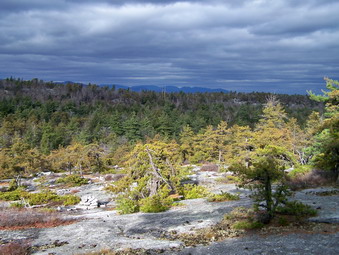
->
[1,0,338,94]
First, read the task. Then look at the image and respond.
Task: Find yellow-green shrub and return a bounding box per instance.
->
[1,189,80,206]
[61,195,81,206]
[139,195,172,213]
[180,184,210,199]
[56,174,88,186]
[288,165,313,178]
[105,176,132,193]
[23,191,59,205]
[116,197,139,214]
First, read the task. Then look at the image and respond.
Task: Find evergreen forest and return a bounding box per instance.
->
[0,77,338,221]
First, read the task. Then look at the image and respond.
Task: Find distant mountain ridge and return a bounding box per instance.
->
[54,81,229,93]
[103,84,230,93]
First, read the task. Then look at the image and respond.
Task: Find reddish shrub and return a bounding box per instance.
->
[200,164,219,172]
[104,174,113,181]
[110,174,127,182]
[0,240,31,255]
[287,170,335,190]
[0,208,76,230]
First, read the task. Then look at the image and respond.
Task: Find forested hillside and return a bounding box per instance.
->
[0,78,327,176]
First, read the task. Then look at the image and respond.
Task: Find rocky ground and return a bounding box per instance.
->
[0,168,338,255]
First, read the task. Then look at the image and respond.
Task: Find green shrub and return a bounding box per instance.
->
[116,197,139,214]
[207,191,240,202]
[139,195,172,213]
[23,191,80,206]
[0,189,26,201]
[56,174,88,186]
[276,201,317,218]
[1,189,80,206]
[180,184,210,199]
[23,191,59,205]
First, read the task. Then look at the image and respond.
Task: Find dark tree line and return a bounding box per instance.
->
[0,78,323,159]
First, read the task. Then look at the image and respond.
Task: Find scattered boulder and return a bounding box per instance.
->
[77,195,98,210]
[97,199,111,208]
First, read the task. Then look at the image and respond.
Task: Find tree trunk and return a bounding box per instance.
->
[264,172,273,221]
[79,163,83,177]
[149,179,160,197]
[15,175,22,187]
[145,147,175,192]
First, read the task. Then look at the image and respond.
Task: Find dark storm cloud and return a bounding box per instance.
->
[0,0,338,94]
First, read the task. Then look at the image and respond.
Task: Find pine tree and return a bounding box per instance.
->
[229,97,295,222]
[179,125,195,163]
[123,112,142,142]
[308,78,339,181]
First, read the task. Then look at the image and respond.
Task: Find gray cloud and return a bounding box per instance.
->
[0,0,338,94]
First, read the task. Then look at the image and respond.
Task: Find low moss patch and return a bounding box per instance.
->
[207,191,240,202]
[232,220,264,230]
